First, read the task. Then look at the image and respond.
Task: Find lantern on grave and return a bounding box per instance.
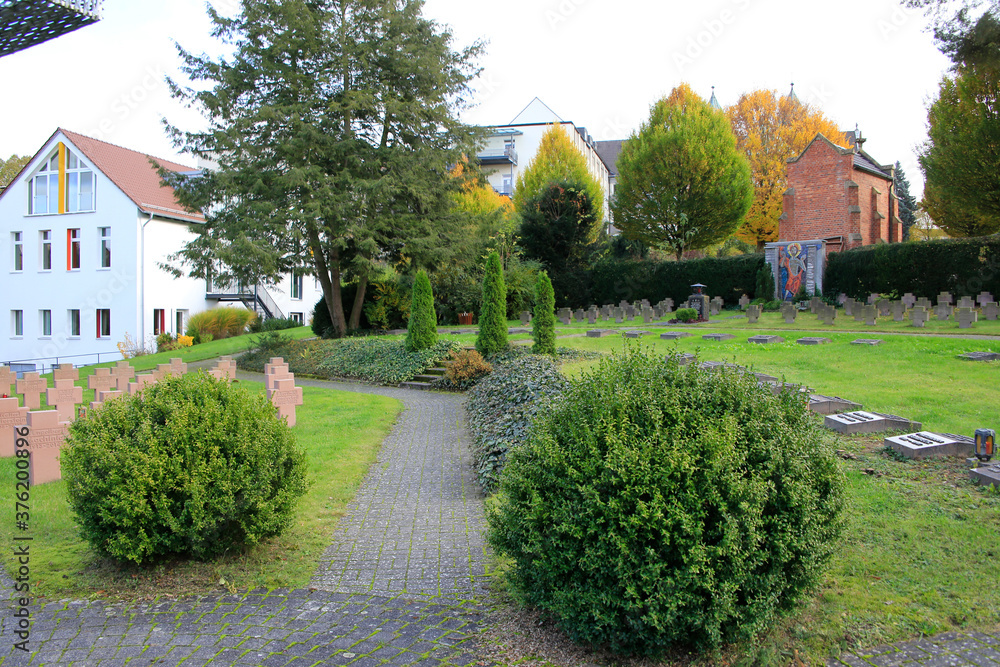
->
[974,429,995,462]
[688,284,709,321]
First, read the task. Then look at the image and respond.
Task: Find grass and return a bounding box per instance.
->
[0,377,400,601]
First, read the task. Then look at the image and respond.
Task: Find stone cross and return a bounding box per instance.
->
[782,306,797,324]
[207,369,227,381]
[837,293,848,305]
[270,378,304,427]
[91,389,123,411]
[956,307,977,329]
[957,296,975,309]
[876,299,891,317]
[911,306,928,327]
[0,397,29,457]
[25,410,70,485]
[215,357,237,381]
[915,297,932,309]
[127,374,157,396]
[853,305,865,322]
[844,299,855,317]
[46,379,83,422]
[739,295,750,310]
[863,305,878,326]
[52,363,79,383]
[935,304,953,321]
[87,368,116,396]
[559,315,570,326]
[15,373,48,410]
[168,358,188,376]
[890,301,906,322]
[937,292,953,306]
[520,311,531,326]
[664,298,674,311]
[818,305,836,326]
[111,361,135,391]
[983,302,999,321]
[265,359,292,392]
[0,365,15,396]
[867,293,880,305]
[587,311,597,325]
[747,305,762,324]
[574,309,585,322]
[901,293,916,309]
[977,291,994,307]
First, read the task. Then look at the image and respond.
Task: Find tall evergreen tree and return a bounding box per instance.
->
[532,270,556,355]
[405,270,438,352]
[518,179,598,278]
[476,251,508,355]
[161,0,484,338]
[894,161,919,240]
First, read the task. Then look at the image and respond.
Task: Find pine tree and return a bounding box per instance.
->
[894,161,918,240]
[405,270,438,352]
[476,251,509,356]
[532,271,556,355]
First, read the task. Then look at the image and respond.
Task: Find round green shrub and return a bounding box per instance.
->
[62,372,308,565]
[487,346,845,654]
[476,251,509,356]
[674,307,697,322]
[405,270,438,352]
[532,270,556,355]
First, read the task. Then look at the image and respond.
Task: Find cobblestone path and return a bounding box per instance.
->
[0,373,489,666]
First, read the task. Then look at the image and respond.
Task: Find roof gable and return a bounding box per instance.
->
[509,97,565,125]
[788,132,892,180]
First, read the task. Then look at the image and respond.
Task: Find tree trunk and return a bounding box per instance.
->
[307,225,347,337]
[348,274,368,331]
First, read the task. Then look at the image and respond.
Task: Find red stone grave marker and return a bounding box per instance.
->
[127,375,157,396]
[15,373,48,410]
[46,379,83,422]
[270,378,304,427]
[87,368,116,395]
[0,397,30,457]
[25,410,70,485]
[168,358,187,376]
[111,361,135,391]
[52,363,79,383]
[265,358,291,392]
[0,365,15,396]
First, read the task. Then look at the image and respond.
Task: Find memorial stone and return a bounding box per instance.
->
[660,331,690,340]
[520,311,531,326]
[915,297,932,309]
[91,389,123,411]
[585,329,615,338]
[824,411,922,435]
[45,379,82,422]
[937,292,953,306]
[0,397,29,457]
[837,293,848,305]
[642,310,652,324]
[797,337,830,345]
[960,351,1000,361]
[575,309,585,322]
[911,306,928,328]
[0,365,15,396]
[739,294,750,310]
[970,463,1000,489]
[710,302,721,317]
[87,368,116,396]
[781,305,796,324]
[983,302,998,321]
[270,378,304,427]
[818,305,836,325]
[127,374,157,396]
[851,338,883,346]
[977,291,994,307]
[958,296,975,309]
[587,311,597,325]
[52,363,79,383]
[749,335,783,344]
[221,356,238,381]
[664,298,674,311]
[747,304,762,324]
[956,307,978,329]
[15,373,47,410]
[807,395,862,415]
[890,301,906,322]
[560,315,571,326]
[702,333,735,341]
[863,305,878,326]
[885,431,975,459]
[24,410,70,485]
[876,299,891,317]
[844,298,855,317]
[935,304,953,321]
[111,361,135,391]
[901,293,916,309]
[624,330,650,339]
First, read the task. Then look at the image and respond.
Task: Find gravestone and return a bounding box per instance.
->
[748,335,784,344]
[91,389,123,411]
[653,307,663,319]
[956,307,977,329]
[587,311,597,325]
[127,374,157,396]
[660,331,690,340]
[867,293,880,305]
[901,293,916,309]
[265,359,293,392]
[702,333,735,341]
[0,365,15,396]
[837,293,848,305]
[111,361,135,391]
[45,379,82,422]
[674,353,697,366]
[664,298,674,311]
[747,305,762,324]
[911,306,928,328]
[937,292,953,306]
[151,363,171,382]
[52,363,79,383]
[761,381,810,396]
[270,378,304,427]
[983,302,999,321]
[960,351,1000,361]
[797,337,830,345]
[739,295,750,310]
[642,310,652,324]
[862,306,878,326]
[843,298,856,317]
[809,296,822,313]
[969,463,1000,489]
[217,357,238,381]
[854,304,865,323]
[890,301,906,322]
[25,410,70,485]
[624,330,650,339]
[885,432,975,459]
[15,373,47,410]
[781,305,796,324]
[851,338,883,346]
[0,397,29,457]
[710,302,721,317]
[614,316,624,324]
[575,309,586,322]
[807,395,862,415]
[752,371,780,383]
[87,368,116,396]
[977,291,994,307]
[818,305,836,326]
[519,311,531,326]
[934,304,953,321]
[957,296,975,309]
[915,297,932,309]
[876,299,891,317]
[824,411,922,435]
[586,329,615,338]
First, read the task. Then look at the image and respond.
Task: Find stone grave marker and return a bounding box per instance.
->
[977,291,994,307]
[862,305,877,326]
[217,357,238,381]
[207,369,227,380]
[151,364,171,382]
[575,309,586,322]
[851,338,883,346]
[111,361,135,391]
[0,397,29,457]
[674,353,697,366]
[807,395,862,415]
[653,306,663,319]
[52,363,79,383]
[169,358,188,376]
[739,294,750,310]
[585,329,616,338]
[970,463,1000,489]
[867,293,880,305]
[876,299,891,317]
[660,331,691,340]
[127,374,157,396]
[797,337,830,345]
[642,310,652,324]
[915,297,932,309]
[818,305,836,325]
[747,305,762,324]
[752,371,780,383]
[853,303,865,322]
[842,298,854,317]
[15,373,47,410]
[702,333,735,341]
[520,311,531,326]
[87,368,116,397]
[781,305,797,324]
[824,411,921,435]
[957,296,975,309]
[901,293,916,309]
[748,335,783,344]
[270,378,304,427]
[45,379,82,422]
[265,360,292,392]
[937,292,953,306]
[885,431,975,459]
[91,389,123,411]
[837,293,848,305]
[25,410,70,485]
[911,306,928,328]
[956,307,977,329]
[934,304,953,321]
[664,298,674,311]
[983,302,999,321]
[890,301,906,322]
[809,297,821,313]
[0,365,15,396]
[624,330,650,339]
[960,351,1000,361]
[761,381,810,396]
[587,311,597,325]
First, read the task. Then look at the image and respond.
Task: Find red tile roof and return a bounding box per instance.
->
[59,129,205,224]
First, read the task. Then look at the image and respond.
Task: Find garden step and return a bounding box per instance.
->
[412,374,440,383]
[399,380,434,390]
[423,367,447,376]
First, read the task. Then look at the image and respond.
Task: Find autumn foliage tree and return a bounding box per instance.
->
[727,90,847,249]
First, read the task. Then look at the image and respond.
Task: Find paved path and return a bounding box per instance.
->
[0,374,489,666]
[827,629,1000,666]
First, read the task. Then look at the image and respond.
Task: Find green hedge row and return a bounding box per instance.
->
[824,237,1000,300]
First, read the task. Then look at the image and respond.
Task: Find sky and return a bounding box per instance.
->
[0,0,953,196]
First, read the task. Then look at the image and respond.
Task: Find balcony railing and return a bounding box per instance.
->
[206,280,285,320]
[476,145,518,166]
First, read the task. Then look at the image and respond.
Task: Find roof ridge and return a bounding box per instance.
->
[59,128,197,172]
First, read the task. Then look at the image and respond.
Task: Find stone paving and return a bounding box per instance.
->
[0,373,489,666]
[827,629,1000,666]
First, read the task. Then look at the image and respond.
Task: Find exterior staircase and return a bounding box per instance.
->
[398,354,458,390]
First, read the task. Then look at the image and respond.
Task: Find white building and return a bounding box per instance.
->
[0,129,321,370]
[476,98,619,223]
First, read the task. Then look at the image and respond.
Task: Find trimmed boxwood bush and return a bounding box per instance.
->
[466,355,568,493]
[674,307,697,322]
[62,372,308,565]
[405,270,438,352]
[487,346,845,654]
[477,251,509,355]
[532,270,556,354]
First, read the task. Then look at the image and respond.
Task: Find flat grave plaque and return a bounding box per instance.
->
[748,335,783,344]
[0,397,29,457]
[25,410,70,485]
[702,333,735,341]
[825,411,922,435]
[808,394,862,415]
[674,353,696,366]
[797,337,830,345]
[969,463,1000,489]
[586,329,616,338]
[851,339,883,346]
[885,431,975,459]
[624,330,651,339]
[660,331,691,340]
[960,351,1000,361]
[761,381,809,396]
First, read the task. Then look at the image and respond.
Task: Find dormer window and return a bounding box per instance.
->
[27,143,95,214]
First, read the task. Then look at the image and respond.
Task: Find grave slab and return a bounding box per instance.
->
[885,432,975,459]
[15,373,47,410]
[674,353,697,366]
[702,333,735,341]
[960,351,1000,361]
[586,329,616,338]
[851,339,883,346]
[969,463,1000,489]
[624,330,651,338]
[824,411,922,435]
[0,397,29,457]
[797,337,830,345]
[808,394,862,415]
[25,410,70,485]
[748,335,783,344]
[761,381,809,396]
[660,331,691,340]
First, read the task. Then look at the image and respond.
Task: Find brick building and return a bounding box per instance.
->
[778,133,902,252]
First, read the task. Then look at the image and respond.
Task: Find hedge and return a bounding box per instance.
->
[824,236,1000,300]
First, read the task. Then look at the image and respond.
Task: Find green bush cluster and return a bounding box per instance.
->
[674,307,697,322]
[185,307,256,343]
[487,346,845,655]
[532,271,556,354]
[249,316,303,334]
[466,355,568,493]
[405,270,438,352]
[477,251,509,355]
[824,236,1000,300]
[62,372,308,565]
[316,337,458,385]
[755,262,776,300]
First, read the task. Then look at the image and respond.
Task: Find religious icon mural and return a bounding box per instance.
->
[778,242,808,301]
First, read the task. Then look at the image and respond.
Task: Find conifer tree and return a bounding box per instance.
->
[894,161,918,240]
[476,251,509,355]
[405,270,438,352]
[532,270,556,355]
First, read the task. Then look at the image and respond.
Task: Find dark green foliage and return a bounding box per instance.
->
[674,307,697,322]
[519,180,598,278]
[405,270,438,352]
[312,296,334,338]
[894,161,918,240]
[487,346,845,654]
[62,372,308,565]
[249,316,304,334]
[755,263,776,300]
[580,254,764,309]
[477,251,509,355]
[466,355,568,493]
[316,338,458,385]
[824,237,1000,300]
[532,271,556,355]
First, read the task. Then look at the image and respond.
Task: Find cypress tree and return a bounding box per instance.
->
[405,270,438,352]
[476,251,509,355]
[532,271,556,355]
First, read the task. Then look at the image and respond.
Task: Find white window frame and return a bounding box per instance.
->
[40,309,52,337]
[65,150,95,213]
[40,230,52,271]
[98,226,111,268]
[290,312,303,324]
[68,309,81,338]
[96,309,110,338]
[69,228,81,270]
[11,310,23,338]
[27,153,59,215]
[11,232,23,272]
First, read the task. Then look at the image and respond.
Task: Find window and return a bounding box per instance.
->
[68,309,80,337]
[96,309,110,338]
[11,310,23,337]
[27,145,95,214]
[11,232,22,271]
[28,153,59,214]
[290,312,303,324]
[291,272,304,300]
[40,230,51,270]
[99,227,111,268]
[153,309,165,336]
[65,150,95,213]
[40,310,52,337]
[68,228,80,269]
[176,310,188,336]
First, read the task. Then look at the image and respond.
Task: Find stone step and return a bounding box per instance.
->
[412,374,440,383]
[399,380,434,390]
[423,367,447,376]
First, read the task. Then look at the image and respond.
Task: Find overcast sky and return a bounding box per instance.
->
[0,0,952,196]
